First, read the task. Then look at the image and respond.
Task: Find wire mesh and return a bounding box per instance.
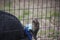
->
[0,0,60,40]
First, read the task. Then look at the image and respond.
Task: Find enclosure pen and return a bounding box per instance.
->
[0,0,60,40]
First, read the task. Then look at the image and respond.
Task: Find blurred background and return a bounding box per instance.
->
[0,0,60,40]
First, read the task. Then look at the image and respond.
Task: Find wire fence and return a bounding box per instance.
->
[0,0,60,40]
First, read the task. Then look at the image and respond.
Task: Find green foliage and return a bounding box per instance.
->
[51,12,60,17]
[18,10,31,20]
[23,10,30,17]
[47,28,60,39]
[0,2,12,10]
[39,30,46,35]
[38,28,60,39]
[48,31,60,39]
[41,11,60,20]
[18,16,23,20]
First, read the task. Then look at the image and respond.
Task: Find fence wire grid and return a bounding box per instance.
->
[0,0,60,40]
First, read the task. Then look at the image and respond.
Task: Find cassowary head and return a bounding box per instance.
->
[32,18,39,26]
[32,18,39,30]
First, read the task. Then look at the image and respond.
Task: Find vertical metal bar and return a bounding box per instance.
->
[37,0,39,39]
[58,0,60,39]
[57,0,60,40]
[49,0,52,39]
[4,0,5,11]
[9,0,10,13]
[53,0,56,40]
[44,0,46,37]
[54,0,56,40]
[28,0,30,23]
[45,0,47,37]
[40,0,43,40]
[14,0,15,17]
[19,0,20,20]
[41,0,43,19]
[23,0,25,25]
[32,0,34,19]
[37,0,39,19]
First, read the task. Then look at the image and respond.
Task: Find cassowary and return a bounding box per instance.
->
[32,18,39,40]
[0,10,28,40]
